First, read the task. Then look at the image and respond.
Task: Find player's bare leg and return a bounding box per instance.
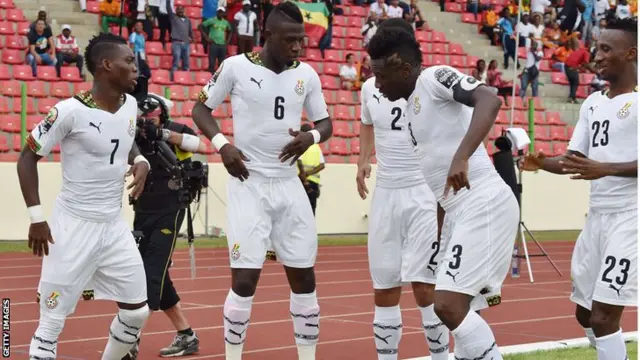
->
[102,302,149,360]
[434,291,501,359]
[411,282,449,359]
[224,268,262,360]
[284,266,320,360]
[590,301,629,359]
[575,305,597,347]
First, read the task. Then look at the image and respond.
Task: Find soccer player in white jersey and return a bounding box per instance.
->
[520,18,637,360]
[367,27,520,359]
[356,18,449,360]
[191,3,332,359]
[16,33,152,360]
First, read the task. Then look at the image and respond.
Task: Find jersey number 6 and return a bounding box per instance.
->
[274,96,285,120]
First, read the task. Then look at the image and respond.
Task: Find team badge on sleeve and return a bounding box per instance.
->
[295,80,305,96]
[434,67,460,89]
[413,96,421,114]
[208,62,224,89]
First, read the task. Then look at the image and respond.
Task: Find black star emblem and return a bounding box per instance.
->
[304,11,312,21]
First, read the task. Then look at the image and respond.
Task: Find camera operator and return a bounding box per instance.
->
[124,94,207,359]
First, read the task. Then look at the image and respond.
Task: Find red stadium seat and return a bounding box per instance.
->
[553,142,567,155]
[49,82,72,98]
[74,81,92,93]
[26,81,47,97]
[304,48,322,61]
[13,96,35,114]
[167,85,187,100]
[190,44,206,57]
[350,138,360,154]
[345,27,361,39]
[0,113,20,132]
[37,66,59,81]
[212,105,227,118]
[449,43,465,55]
[549,125,567,141]
[5,35,25,50]
[546,111,564,125]
[38,98,57,114]
[445,2,462,11]
[173,71,195,85]
[332,105,352,121]
[151,69,172,85]
[320,75,339,90]
[449,55,466,68]
[5,8,24,21]
[331,38,344,49]
[329,138,348,155]
[324,50,341,62]
[323,89,336,104]
[534,126,550,141]
[324,62,340,76]
[533,111,546,125]
[146,42,166,55]
[12,64,33,80]
[337,90,356,104]
[15,21,29,35]
[307,61,322,74]
[567,125,575,138]
[0,96,8,113]
[2,79,20,96]
[181,101,196,117]
[60,67,82,82]
[2,49,23,64]
[220,119,233,135]
[0,64,10,80]
[0,21,13,34]
[0,136,9,153]
[431,31,447,43]
[188,85,202,100]
[0,0,15,8]
[86,1,100,13]
[345,38,363,50]
[26,115,40,131]
[551,72,568,85]
[333,15,347,27]
[12,134,22,151]
[194,71,211,86]
[158,55,172,69]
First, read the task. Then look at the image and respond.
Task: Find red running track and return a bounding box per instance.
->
[0,241,637,359]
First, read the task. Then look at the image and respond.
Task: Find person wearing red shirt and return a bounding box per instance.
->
[564,37,597,102]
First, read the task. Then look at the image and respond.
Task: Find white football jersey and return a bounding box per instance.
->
[360,77,425,189]
[406,65,505,211]
[26,92,138,221]
[568,89,637,212]
[198,52,330,178]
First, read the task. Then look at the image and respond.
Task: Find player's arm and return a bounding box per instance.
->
[428,66,502,161]
[437,202,445,242]
[303,70,333,143]
[356,85,374,199]
[157,124,209,154]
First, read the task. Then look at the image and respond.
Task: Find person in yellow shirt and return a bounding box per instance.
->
[100,0,127,34]
[296,123,326,216]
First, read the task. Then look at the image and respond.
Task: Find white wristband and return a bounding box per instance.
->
[28,205,45,224]
[180,133,200,152]
[133,155,150,168]
[309,129,321,144]
[211,133,230,151]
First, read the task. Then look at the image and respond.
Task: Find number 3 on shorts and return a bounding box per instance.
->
[449,244,463,270]
[601,255,631,286]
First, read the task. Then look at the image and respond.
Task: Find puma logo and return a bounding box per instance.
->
[445,270,459,282]
[228,328,246,339]
[589,105,598,115]
[37,346,55,354]
[305,323,319,328]
[374,333,392,344]
[609,284,622,296]
[89,121,102,133]
[373,94,381,103]
[250,77,263,89]
[427,265,437,275]
[426,332,443,344]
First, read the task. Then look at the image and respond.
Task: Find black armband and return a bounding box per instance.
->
[452,76,482,107]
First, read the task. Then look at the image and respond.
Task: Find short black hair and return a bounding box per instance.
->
[606,17,638,45]
[271,1,304,24]
[367,27,422,67]
[84,32,128,75]
[377,18,415,35]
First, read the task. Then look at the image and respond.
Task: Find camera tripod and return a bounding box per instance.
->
[512,154,564,282]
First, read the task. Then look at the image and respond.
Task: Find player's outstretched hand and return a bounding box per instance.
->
[279,128,314,166]
[519,151,545,171]
[443,156,470,199]
[28,222,54,257]
[219,143,250,181]
[559,154,610,180]
[356,164,371,200]
[127,161,150,200]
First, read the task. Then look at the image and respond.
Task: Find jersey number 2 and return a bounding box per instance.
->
[391,107,402,130]
[591,120,609,147]
[110,139,119,165]
[274,96,285,120]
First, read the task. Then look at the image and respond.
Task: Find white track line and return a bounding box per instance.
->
[11,292,571,325]
[403,332,639,360]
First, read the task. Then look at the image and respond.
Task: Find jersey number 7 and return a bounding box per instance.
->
[110,139,119,164]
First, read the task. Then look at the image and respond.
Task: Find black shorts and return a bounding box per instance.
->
[134,209,186,311]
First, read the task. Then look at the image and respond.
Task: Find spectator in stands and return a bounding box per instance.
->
[100,0,127,34]
[26,19,56,78]
[563,37,595,103]
[580,0,596,47]
[487,59,514,105]
[591,17,607,47]
[467,0,487,20]
[387,0,404,18]
[200,7,232,73]
[54,25,84,80]
[531,13,545,40]
[519,38,543,98]
[234,0,258,53]
[481,5,499,45]
[515,12,535,46]
[135,0,155,40]
[542,20,563,48]
[616,0,632,17]
[169,5,193,76]
[28,10,52,35]
[369,0,388,22]
[558,0,583,33]
[318,0,335,58]
[497,8,520,69]
[339,53,358,90]
[148,0,172,45]
[408,0,425,29]
[472,59,488,82]
[129,21,152,79]
[531,0,551,18]
[358,55,373,84]
[203,0,217,20]
[259,0,274,46]
[594,0,610,21]
[79,0,87,12]
[361,16,378,47]
[550,42,572,72]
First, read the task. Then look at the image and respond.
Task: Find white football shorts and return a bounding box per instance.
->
[226,175,317,269]
[37,202,147,316]
[368,184,440,289]
[435,183,519,310]
[570,208,637,310]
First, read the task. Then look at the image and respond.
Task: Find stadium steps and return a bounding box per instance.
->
[416,0,581,124]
